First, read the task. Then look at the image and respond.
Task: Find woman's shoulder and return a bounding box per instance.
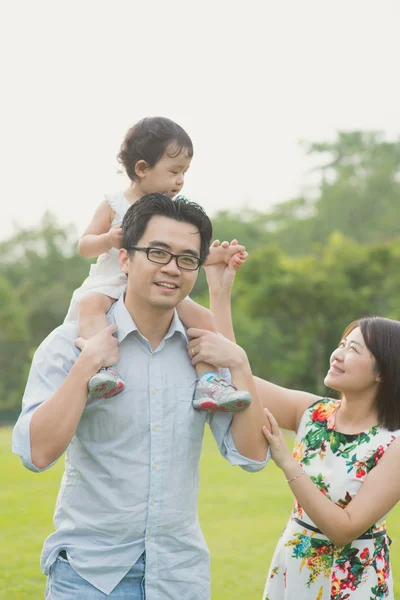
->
[306,397,339,415]
[298,397,339,430]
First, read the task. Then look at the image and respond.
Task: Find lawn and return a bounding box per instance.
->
[1,426,399,599]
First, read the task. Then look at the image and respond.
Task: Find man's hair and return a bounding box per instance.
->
[122,193,212,264]
[341,316,400,430]
[117,117,193,181]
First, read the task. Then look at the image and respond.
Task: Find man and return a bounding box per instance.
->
[12,194,268,599]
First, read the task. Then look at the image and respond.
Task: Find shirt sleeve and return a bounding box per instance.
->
[207,412,270,472]
[12,323,79,473]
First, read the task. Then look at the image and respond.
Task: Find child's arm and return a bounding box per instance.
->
[78,201,121,259]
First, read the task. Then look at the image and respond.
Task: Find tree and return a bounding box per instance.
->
[266,131,400,254]
[0,276,29,408]
[0,214,89,410]
[230,233,400,395]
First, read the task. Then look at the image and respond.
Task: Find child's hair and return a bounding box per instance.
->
[122,193,212,265]
[117,117,194,181]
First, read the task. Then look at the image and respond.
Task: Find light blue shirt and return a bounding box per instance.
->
[12,295,268,598]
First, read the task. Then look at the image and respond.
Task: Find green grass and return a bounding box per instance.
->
[1,426,399,599]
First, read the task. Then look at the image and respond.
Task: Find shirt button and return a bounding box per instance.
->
[151,500,155,506]
[153,463,157,469]
[152,425,158,432]
[152,389,157,395]
[151,354,155,359]
[146,535,151,541]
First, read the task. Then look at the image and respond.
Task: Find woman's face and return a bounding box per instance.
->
[324,326,381,395]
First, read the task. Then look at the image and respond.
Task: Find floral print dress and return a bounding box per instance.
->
[263,398,400,600]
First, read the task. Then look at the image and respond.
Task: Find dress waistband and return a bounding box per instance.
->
[293,518,389,541]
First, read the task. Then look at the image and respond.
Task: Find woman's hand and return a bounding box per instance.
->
[205,239,247,267]
[187,328,248,370]
[204,242,247,296]
[262,408,295,471]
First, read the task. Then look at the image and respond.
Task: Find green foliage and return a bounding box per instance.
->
[227,232,400,394]
[0,214,90,408]
[0,277,29,408]
[1,427,399,598]
[266,131,400,254]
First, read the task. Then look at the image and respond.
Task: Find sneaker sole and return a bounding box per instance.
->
[88,376,125,401]
[193,397,251,413]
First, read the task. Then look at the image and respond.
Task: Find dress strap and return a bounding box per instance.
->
[105,192,129,225]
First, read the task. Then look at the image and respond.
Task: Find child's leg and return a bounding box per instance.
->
[77,293,124,400]
[176,297,218,378]
[177,298,251,413]
[78,292,115,339]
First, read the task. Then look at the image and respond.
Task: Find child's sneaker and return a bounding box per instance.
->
[192,372,251,412]
[88,367,125,401]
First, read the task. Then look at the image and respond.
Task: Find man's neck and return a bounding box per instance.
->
[124,297,175,351]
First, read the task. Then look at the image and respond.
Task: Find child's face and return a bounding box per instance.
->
[139,145,191,197]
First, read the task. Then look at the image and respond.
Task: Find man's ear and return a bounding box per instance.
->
[376,373,383,383]
[135,160,149,179]
[119,248,129,274]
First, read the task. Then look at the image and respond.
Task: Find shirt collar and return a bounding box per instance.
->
[111,295,188,344]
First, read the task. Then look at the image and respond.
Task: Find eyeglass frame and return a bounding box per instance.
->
[129,246,203,271]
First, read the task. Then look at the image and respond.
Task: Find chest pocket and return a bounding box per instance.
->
[175,385,206,441]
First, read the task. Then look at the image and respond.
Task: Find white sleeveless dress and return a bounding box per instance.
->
[65,193,131,322]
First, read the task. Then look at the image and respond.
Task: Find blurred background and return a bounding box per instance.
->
[1,0,400,419]
[1,1,400,597]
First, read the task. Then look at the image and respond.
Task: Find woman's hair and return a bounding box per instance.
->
[341,316,400,430]
[122,193,212,265]
[117,116,193,181]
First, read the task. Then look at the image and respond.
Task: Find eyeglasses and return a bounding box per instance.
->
[130,246,202,271]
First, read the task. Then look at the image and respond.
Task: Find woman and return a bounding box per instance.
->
[188,261,400,599]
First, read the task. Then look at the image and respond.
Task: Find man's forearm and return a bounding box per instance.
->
[30,358,97,469]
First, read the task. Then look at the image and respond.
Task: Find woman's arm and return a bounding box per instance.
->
[205,258,237,342]
[255,377,319,432]
[78,200,120,258]
[263,408,400,546]
[205,251,318,431]
[204,242,246,342]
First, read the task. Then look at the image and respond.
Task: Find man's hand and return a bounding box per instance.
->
[187,328,247,370]
[74,324,120,372]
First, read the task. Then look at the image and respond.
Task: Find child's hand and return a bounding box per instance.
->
[107,225,123,250]
[230,244,248,271]
[205,239,247,266]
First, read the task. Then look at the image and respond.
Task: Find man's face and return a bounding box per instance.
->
[119,215,201,312]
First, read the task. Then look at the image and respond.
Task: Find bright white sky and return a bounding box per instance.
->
[1,0,399,241]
